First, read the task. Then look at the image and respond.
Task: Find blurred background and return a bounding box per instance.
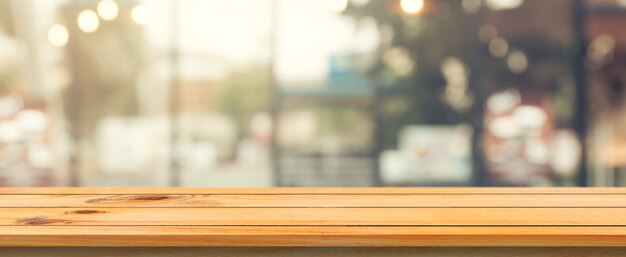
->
[0,0,624,187]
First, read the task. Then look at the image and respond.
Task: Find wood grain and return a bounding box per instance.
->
[1,188,626,247]
[3,194,626,207]
[3,187,626,194]
[3,207,626,226]
[2,226,626,246]
[2,247,626,257]
[1,247,626,257]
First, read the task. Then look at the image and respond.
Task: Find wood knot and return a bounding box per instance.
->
[130,195,171,201]
[65,210,108,215]
[14,217,73,225]
[86,195,185,203]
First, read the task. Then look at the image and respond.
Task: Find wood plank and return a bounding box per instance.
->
[2,187,626,195]
[2,247,626,257]
[1,226,626,246]
[2,207,626,226]
[3,194,626,207]
[2,188,626,247]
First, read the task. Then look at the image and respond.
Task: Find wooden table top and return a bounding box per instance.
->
[1,187,626,247]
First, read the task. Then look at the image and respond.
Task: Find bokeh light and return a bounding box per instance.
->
[513,105,547,129]
[77,9,100,33]
[507,50,528,74]
[97,0,119,21]
[489,37,509,58]
[588,34,616,68]
[400,0,424,15]
[489,116,521,139]
[16,110,49,133]
[383,47,415,77]
[47,24,69,47]
[485,0,524,11]
[487,89,521,114]
[478,25,497,43]
[131,5,149,25]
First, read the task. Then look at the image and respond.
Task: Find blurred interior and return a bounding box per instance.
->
[0,0,625,187]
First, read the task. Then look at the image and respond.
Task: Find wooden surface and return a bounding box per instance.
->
[2,247,626,257]
[1,188,626,247]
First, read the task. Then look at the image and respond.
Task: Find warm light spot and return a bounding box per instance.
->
[328,0,349,13]
[441,57,471,110]
[489,116,521,139]
[16,109,49,133]
[131,5,149,25]
[487,89,520,114]
[513,105,547,129]
[588,34,615,68]
[507,50,528,74]
[550,130,581,175]
[478,25,497,43]
[48,24,69,47]
[400,0,424,15]
[383,47,414,77]
[485,0,524,11]
[488,37,508,58]
[98,0,119,21]
[77,10,100,33]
